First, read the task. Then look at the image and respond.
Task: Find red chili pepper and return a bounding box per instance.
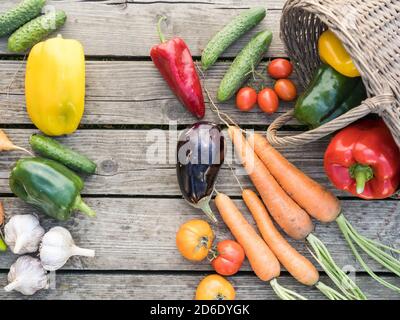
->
[324,119,400,199]
[150,17,205,119]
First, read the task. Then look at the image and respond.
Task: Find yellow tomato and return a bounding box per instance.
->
[195,275,236,300]
[176,219,214,261]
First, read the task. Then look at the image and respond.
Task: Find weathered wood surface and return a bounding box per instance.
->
[0,129,343,196]
[0,61,301,126]
[0,197,399,272]
[1,0,399,301]
[0,0,286,57]
[0,273,398,300]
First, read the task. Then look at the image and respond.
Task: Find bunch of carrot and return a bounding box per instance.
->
[221,123,400,298]
[242,127,400,294]
[215,190,346,300]
[216,126,368,299]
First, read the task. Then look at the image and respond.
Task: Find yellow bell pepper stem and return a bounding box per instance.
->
[318,30,360,78]
[25,35,85,136]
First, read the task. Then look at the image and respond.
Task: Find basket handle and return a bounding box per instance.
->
[267,94,395,146]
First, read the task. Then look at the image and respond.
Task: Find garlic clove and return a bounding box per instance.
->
[4,214,45,254]
[4,256,49,296]
[40,226,95,271]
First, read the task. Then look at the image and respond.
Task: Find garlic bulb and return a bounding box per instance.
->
[40,226,95,271]
[4,256,49,295]
[5,214,45,254]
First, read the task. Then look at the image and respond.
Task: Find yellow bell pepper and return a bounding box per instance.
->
[25,35,85,136]
[318,30,360,78]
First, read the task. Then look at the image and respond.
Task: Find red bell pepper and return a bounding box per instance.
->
[324,119,400,199]
[150,17,205,119]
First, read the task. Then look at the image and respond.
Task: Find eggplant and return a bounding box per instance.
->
[177,122,225,223]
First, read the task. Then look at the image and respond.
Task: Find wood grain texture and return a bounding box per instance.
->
[0,272,398,300]
[0,129,340,196]
[107,0,286,10]
[0,0,286,57]
[0,197,399,272]
[0,60,300,125]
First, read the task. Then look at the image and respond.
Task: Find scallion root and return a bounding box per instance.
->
[269,279,308,300]
[336,214,400,293]
[306,233,367,300]
[315,281,347,300]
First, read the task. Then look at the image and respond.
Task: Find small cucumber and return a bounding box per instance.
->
[217,30,273,102]
[30,134,97,175]
[8,9,66,53]
[201,7,266,71]
[0,0,46,37]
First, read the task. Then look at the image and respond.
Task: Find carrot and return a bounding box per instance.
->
[242,189,319,286]
[0,201,4,226]
[228,126,314,240]
[0,130,31,155]
[215,192,280,281]
[215,192,309,300]
[247,132,341,223]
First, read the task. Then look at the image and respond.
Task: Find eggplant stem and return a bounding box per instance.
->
[199,200,217,224]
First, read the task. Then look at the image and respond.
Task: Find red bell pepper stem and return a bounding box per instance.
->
[157,16,167,43]
[350,164,374,194]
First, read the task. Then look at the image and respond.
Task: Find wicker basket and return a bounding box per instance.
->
[267,0,400,147]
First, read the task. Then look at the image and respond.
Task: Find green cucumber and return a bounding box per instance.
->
[8,9,66,52]
[0,0,46,37]
[30,134,97,175]
[217,30,272,102]
[201,7,266,71]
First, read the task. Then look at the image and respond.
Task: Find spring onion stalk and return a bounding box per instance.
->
[306,233,367,300]
[269,279,308,300]
[336,214,400,293]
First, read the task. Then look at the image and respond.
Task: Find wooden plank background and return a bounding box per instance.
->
[0,0,399,300]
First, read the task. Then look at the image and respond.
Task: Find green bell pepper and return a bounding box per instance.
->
[9,157,96,221]
[294,64,366,128]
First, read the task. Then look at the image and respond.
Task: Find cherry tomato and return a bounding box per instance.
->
[195,274,236,300]
[176,219,214,262]
[274,79,297,102]
[268,58,293,79]
[236,87,257,111]
[257,88,279,114]
[210,240,245,276]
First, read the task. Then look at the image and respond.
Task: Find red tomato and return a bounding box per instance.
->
[268,58,293,79]
[257,88,279,114]
[236,87,257,111]
[210,240,245,276]
[274,79,297,102]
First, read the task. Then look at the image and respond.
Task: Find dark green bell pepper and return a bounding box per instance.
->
[294,64,367,128]
[9,157,96,221]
